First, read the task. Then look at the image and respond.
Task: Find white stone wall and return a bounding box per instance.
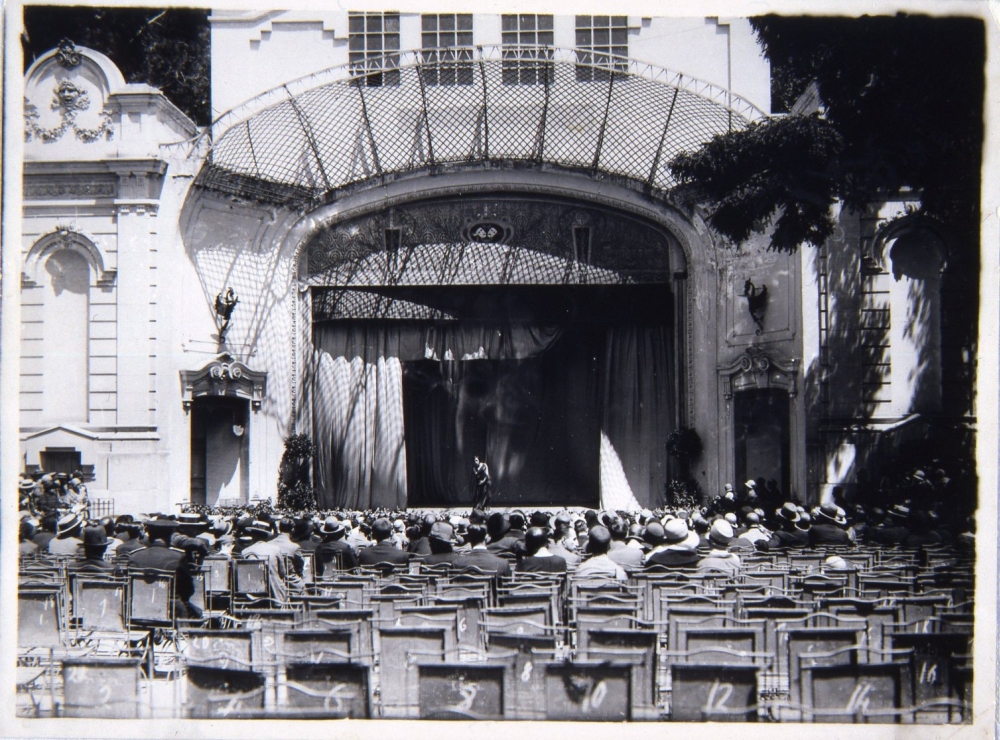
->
[209,11,769,118]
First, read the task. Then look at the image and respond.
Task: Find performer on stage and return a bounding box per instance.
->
[472,456,492,511]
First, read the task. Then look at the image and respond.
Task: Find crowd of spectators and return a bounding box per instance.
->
[18,467,975,620]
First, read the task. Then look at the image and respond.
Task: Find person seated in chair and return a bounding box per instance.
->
[68,525,123,575]
[316,517,359,575]
[128,517,204,619]
[516,527,567,574]
[573,525,627,581]
[644,520,701,569]
[422,521,462,567]
[453,523,511,578]
[359,518,411,570]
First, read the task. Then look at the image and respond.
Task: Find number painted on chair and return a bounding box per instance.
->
[66,666,85,684]
[919,662,939,684]
[458,618,467,634]
[454,681,480,712]
[97,683,112,706]
[520,661,533,683]
[581,679,607,712]
[703,679,733,713]
[845,681,873,714]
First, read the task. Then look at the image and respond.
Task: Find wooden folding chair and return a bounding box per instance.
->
[890,630,972,723]
[61,657,141,718]
[280,661,371,718]
[418,663,506,719]
[583,628,660,720]
[800,655,914,723]
[376,625,447,718]
[543,659,632,721]
[670,662,761,722]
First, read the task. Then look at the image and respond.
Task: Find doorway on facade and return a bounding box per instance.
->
[190,396,249,506]
[734,388,790,497]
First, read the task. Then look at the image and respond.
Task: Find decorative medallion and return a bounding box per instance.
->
[55,38,82,68]
[464,220,513,245]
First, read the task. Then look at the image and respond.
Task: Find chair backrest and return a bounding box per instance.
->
[18,585,64,649]
[418,663,506,719]
[62,658,140,718]
[800,659,913,723]
[279,629,356,664]
[128,569,175,627]
[674,617,767,663]
[543,660,632,721]
[377,626,447,718]
[72,577,127,633]
[671,663,760,722]
[182,628,255,671]
[204,557,231,595]
[232,558,269,596]
[185,665,267,718]
[889,631,971,711]
[312,609,375,658]
[583,629,658,719]
[281,661,370,718]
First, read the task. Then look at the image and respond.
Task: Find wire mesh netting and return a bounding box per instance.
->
[195,46,766,207]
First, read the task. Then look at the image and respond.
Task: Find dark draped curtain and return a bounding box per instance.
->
[311,288,675,509]
[599,325,675,509]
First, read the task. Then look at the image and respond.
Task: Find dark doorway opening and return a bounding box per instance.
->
[734,389,790,497]
[190,396,249,506]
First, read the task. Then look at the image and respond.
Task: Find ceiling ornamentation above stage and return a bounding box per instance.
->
[194,46,765,208]
[303,197,677,286]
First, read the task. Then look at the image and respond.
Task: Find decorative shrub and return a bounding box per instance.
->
[277,433,316,510]
[664,478,704,509]
[666,427,703,461]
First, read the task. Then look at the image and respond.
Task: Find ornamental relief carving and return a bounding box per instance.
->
[24,179,117,199]
[24,80,114,143]
[305,197,674,282]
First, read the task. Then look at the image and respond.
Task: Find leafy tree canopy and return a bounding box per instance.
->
[22,6,210,126]
[669,15,984,252]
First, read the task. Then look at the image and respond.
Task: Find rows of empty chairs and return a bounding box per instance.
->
[17,544,973,721]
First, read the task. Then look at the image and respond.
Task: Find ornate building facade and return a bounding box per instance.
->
[15,13,973,513]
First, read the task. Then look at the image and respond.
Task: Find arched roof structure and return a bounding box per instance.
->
[194,47,767,208]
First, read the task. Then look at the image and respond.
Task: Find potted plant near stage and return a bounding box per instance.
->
[665,427,704,507]
[277,433,316,510]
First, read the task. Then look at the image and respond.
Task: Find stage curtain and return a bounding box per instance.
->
[600,325,674,509]
[312,321,562,508]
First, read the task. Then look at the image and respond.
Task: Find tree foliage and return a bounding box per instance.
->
[669,15,985,252]
[22,6,210,126]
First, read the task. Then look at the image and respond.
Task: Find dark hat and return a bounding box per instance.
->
[530,511,551,528]
[486,512,510,538]
[524,527,549,553]
[320,517,345,536]
[643,521,666,545]
[817,503,848,526]
[776,503,800,523]
[794,512,812,531]
[627,523,644,542]
[82,526,108,547]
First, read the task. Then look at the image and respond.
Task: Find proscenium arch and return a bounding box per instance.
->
[282,169,712,436]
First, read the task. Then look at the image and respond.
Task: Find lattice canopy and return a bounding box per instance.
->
[195,47,767,207]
